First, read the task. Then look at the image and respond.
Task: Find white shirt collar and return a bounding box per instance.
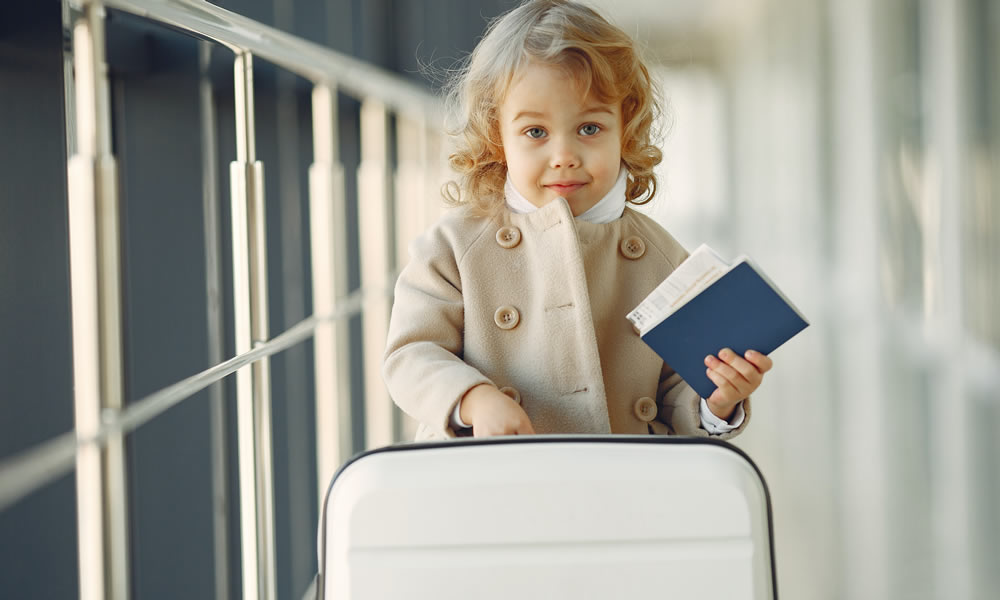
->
[504,166,627,224]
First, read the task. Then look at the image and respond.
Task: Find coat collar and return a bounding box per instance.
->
[500,197,642,248]
[503,195,574,233]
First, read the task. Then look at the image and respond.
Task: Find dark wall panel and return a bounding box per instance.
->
[0,2,74,470]
[107,14,217,598]
[391,0,522,88]
[252,62,320,598]
[0,2,78,598]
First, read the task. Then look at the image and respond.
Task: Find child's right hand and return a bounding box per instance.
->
[460,384,536,437]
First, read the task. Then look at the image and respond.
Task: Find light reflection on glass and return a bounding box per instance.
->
[627,0,999,598]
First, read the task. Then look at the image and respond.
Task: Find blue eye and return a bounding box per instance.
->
[579,123,601,136]
[526,127,547,139]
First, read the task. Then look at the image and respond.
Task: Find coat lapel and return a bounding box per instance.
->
[508,199,612,432]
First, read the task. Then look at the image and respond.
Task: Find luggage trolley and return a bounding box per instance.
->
[315,436,777,599]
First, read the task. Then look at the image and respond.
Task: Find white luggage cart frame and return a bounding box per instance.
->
[315,436,778,599]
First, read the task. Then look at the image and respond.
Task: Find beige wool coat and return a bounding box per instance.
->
[383,197,750,441]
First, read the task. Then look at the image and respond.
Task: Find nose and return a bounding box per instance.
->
[549,137,580,169]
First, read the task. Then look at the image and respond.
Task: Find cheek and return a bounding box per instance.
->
[594,141,622,176]
[505,147,541,179]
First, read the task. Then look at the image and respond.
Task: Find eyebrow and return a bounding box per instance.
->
[510,110,546,122]
[510,106,616,122]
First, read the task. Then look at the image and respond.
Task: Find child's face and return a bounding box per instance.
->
[498,61,622,216]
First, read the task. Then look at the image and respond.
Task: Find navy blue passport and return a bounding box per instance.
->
[627,248,809,399]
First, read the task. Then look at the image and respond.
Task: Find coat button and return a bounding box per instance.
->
[498,386,522,405]
[633,397,657,422]
[493,305,520,330]
[620,235,646,260]
[496,226,522,249]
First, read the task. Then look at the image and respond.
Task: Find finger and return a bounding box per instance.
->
[744,349,773,373]
[705,367,740,403]
[475,421,517,438]
[478,423,508,437]
[718,350,762,386]
[705,354,751,392]
[708,364,753,400]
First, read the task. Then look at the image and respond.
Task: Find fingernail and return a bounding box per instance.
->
[705,355,715,366]
[745,350,755,359]
[720,348,732,359]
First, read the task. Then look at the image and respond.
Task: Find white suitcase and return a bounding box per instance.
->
[316,436,777,599]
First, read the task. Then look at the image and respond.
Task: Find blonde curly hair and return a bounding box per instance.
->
[443,0,664,215]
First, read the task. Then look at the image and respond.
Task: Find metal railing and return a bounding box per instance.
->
[0,1,448,598]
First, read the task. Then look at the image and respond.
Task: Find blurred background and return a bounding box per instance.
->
[1,0,997,599]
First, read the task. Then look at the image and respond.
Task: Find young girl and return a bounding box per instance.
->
[383,0,773,440]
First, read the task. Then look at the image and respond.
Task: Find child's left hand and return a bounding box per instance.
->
[704,348,773,420]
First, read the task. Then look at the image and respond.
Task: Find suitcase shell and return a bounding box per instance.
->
[317,436,777,599]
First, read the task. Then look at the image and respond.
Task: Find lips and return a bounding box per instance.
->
[544,182,587,195]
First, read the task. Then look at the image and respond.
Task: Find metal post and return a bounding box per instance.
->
[392,114,429,441]
[393,114,425,269]
[230,50,277,600]
[66,3,130,599]
[357,100,396,449]
[309,83,353,504]
[198,40,231,600]
[422,119,447,234]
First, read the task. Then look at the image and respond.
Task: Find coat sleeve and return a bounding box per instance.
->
[653,362,751,439]
[382,223,494,438]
